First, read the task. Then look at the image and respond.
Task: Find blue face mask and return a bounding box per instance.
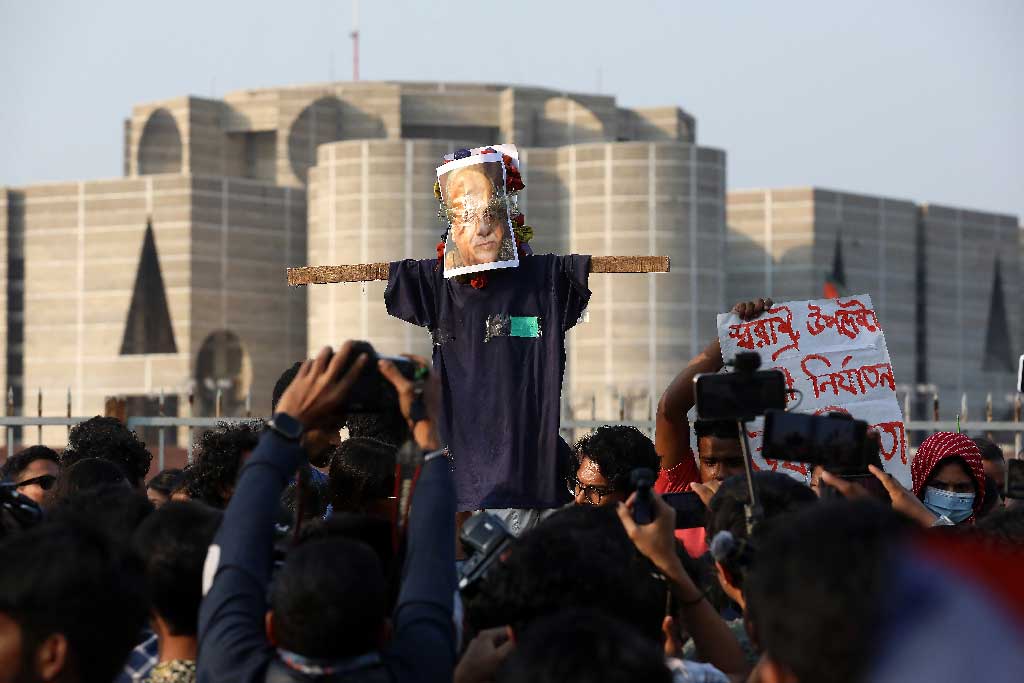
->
[923,486,975,523]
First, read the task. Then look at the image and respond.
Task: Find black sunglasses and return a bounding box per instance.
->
[16,474,57,491]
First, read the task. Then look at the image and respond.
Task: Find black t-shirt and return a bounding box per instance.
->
[385,254,592,510]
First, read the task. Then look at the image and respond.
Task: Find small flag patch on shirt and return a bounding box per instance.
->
[510,316,541,338]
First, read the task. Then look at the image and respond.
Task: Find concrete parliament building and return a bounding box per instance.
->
[1,80,1020,447]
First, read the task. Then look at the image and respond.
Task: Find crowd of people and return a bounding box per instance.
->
[2,310,1023,683]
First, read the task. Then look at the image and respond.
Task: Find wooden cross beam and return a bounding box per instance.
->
[287,256,670,286]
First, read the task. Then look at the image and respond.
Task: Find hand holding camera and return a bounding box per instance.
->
[274,342,370,432]
[616,489,683,579]
[378,353,441,451]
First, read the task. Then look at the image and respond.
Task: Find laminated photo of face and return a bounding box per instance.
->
[444,165,508,269]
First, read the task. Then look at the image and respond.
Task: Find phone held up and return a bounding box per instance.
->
[629,467,707,529]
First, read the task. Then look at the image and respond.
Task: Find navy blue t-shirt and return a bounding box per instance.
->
[385,254,591,511]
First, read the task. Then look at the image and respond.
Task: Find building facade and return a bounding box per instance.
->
[726,188,1021,419]
[3,78,1020,449]
[2,176,306,446]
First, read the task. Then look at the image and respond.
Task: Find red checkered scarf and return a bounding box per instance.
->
[911,432,985,523]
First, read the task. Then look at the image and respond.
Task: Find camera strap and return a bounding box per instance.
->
[393,441,425,552]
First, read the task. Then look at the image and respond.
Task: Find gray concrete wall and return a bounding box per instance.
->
[13,176,192,444]
[306,139,456,360]
[1,188,10,412]
[188,176,308,417]
[920,204,1020,418]
[726,188,1020,415]
[530,141,726,420]
[726,188,918,386]
[3,174,304,446]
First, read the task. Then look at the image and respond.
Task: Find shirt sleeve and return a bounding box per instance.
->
[385,456,458,683]
[555,255,592,331]
[197,431,303,683]
[654,447,700,494]
[385,259,441,329]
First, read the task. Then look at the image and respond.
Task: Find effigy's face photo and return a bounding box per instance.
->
[439,157,518,277]
[448,168,505,266]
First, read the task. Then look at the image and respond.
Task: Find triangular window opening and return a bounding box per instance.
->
[120,219,177,355]
[982,259,1013,373]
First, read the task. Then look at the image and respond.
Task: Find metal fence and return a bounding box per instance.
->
[3,379,1022,471]
[3,414,1022,474]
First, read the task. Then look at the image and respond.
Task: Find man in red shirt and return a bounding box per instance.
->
[653,298,773,555]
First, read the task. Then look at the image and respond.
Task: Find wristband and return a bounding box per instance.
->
[409,382,428,426]
[267,412,304,442]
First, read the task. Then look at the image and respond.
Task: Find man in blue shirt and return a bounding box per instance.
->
[198,342,456,683]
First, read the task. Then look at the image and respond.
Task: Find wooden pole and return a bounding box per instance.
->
[287,256,671,286]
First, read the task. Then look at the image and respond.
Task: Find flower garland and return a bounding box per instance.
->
[434,147,534,289]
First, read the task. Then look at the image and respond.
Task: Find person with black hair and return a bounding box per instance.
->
[49,482,154,548]
[199,342,456,683]
[654,298,774,495]
[185,421,262,508]
[615,491,748,679]
[0,444,60,505]
[131,501,222,683]
[466,504,665,642]
[0,519,149,683]
[61,416,153,488]
[681,473,818,668]
[976,504,1024,544]
[294,513,403,621]
[744,500,913,683]
[147,468,186,508]
[343,411,410,448]
[273,362,344,470]
[567,425,660,507]
[703,473,817,614]
[280,472,330,522]
[691,420,747,486]
[328,437,397,516]
[466,503,734,681]
[496,609,673,683]
[974,436,1006,492]
[49,457,130,505]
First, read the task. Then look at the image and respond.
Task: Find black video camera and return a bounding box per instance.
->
[0,483,44,539]
[694,352,787,421]
[458,511,514,595]
[339,341,424,413]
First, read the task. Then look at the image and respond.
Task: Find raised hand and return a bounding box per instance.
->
[274,342,369,430]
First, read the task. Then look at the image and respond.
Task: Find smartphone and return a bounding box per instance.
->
[1006,459,1024,500]
[662,491,706,529]
[694,370,787,421]
[630,468,656,525]
[763,410,872,476]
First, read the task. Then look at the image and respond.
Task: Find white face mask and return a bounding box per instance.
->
[922,486,975,523]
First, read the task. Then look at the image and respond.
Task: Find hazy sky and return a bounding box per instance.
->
[2,0,1021,218]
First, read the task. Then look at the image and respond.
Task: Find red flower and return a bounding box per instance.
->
[507,176,525,192]
[511,212,525,228]
[436,241,445,261]
[470,273,488,289]
[481,147,497,154]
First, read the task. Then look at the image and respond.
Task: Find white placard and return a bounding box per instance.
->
[716,294,910,486]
